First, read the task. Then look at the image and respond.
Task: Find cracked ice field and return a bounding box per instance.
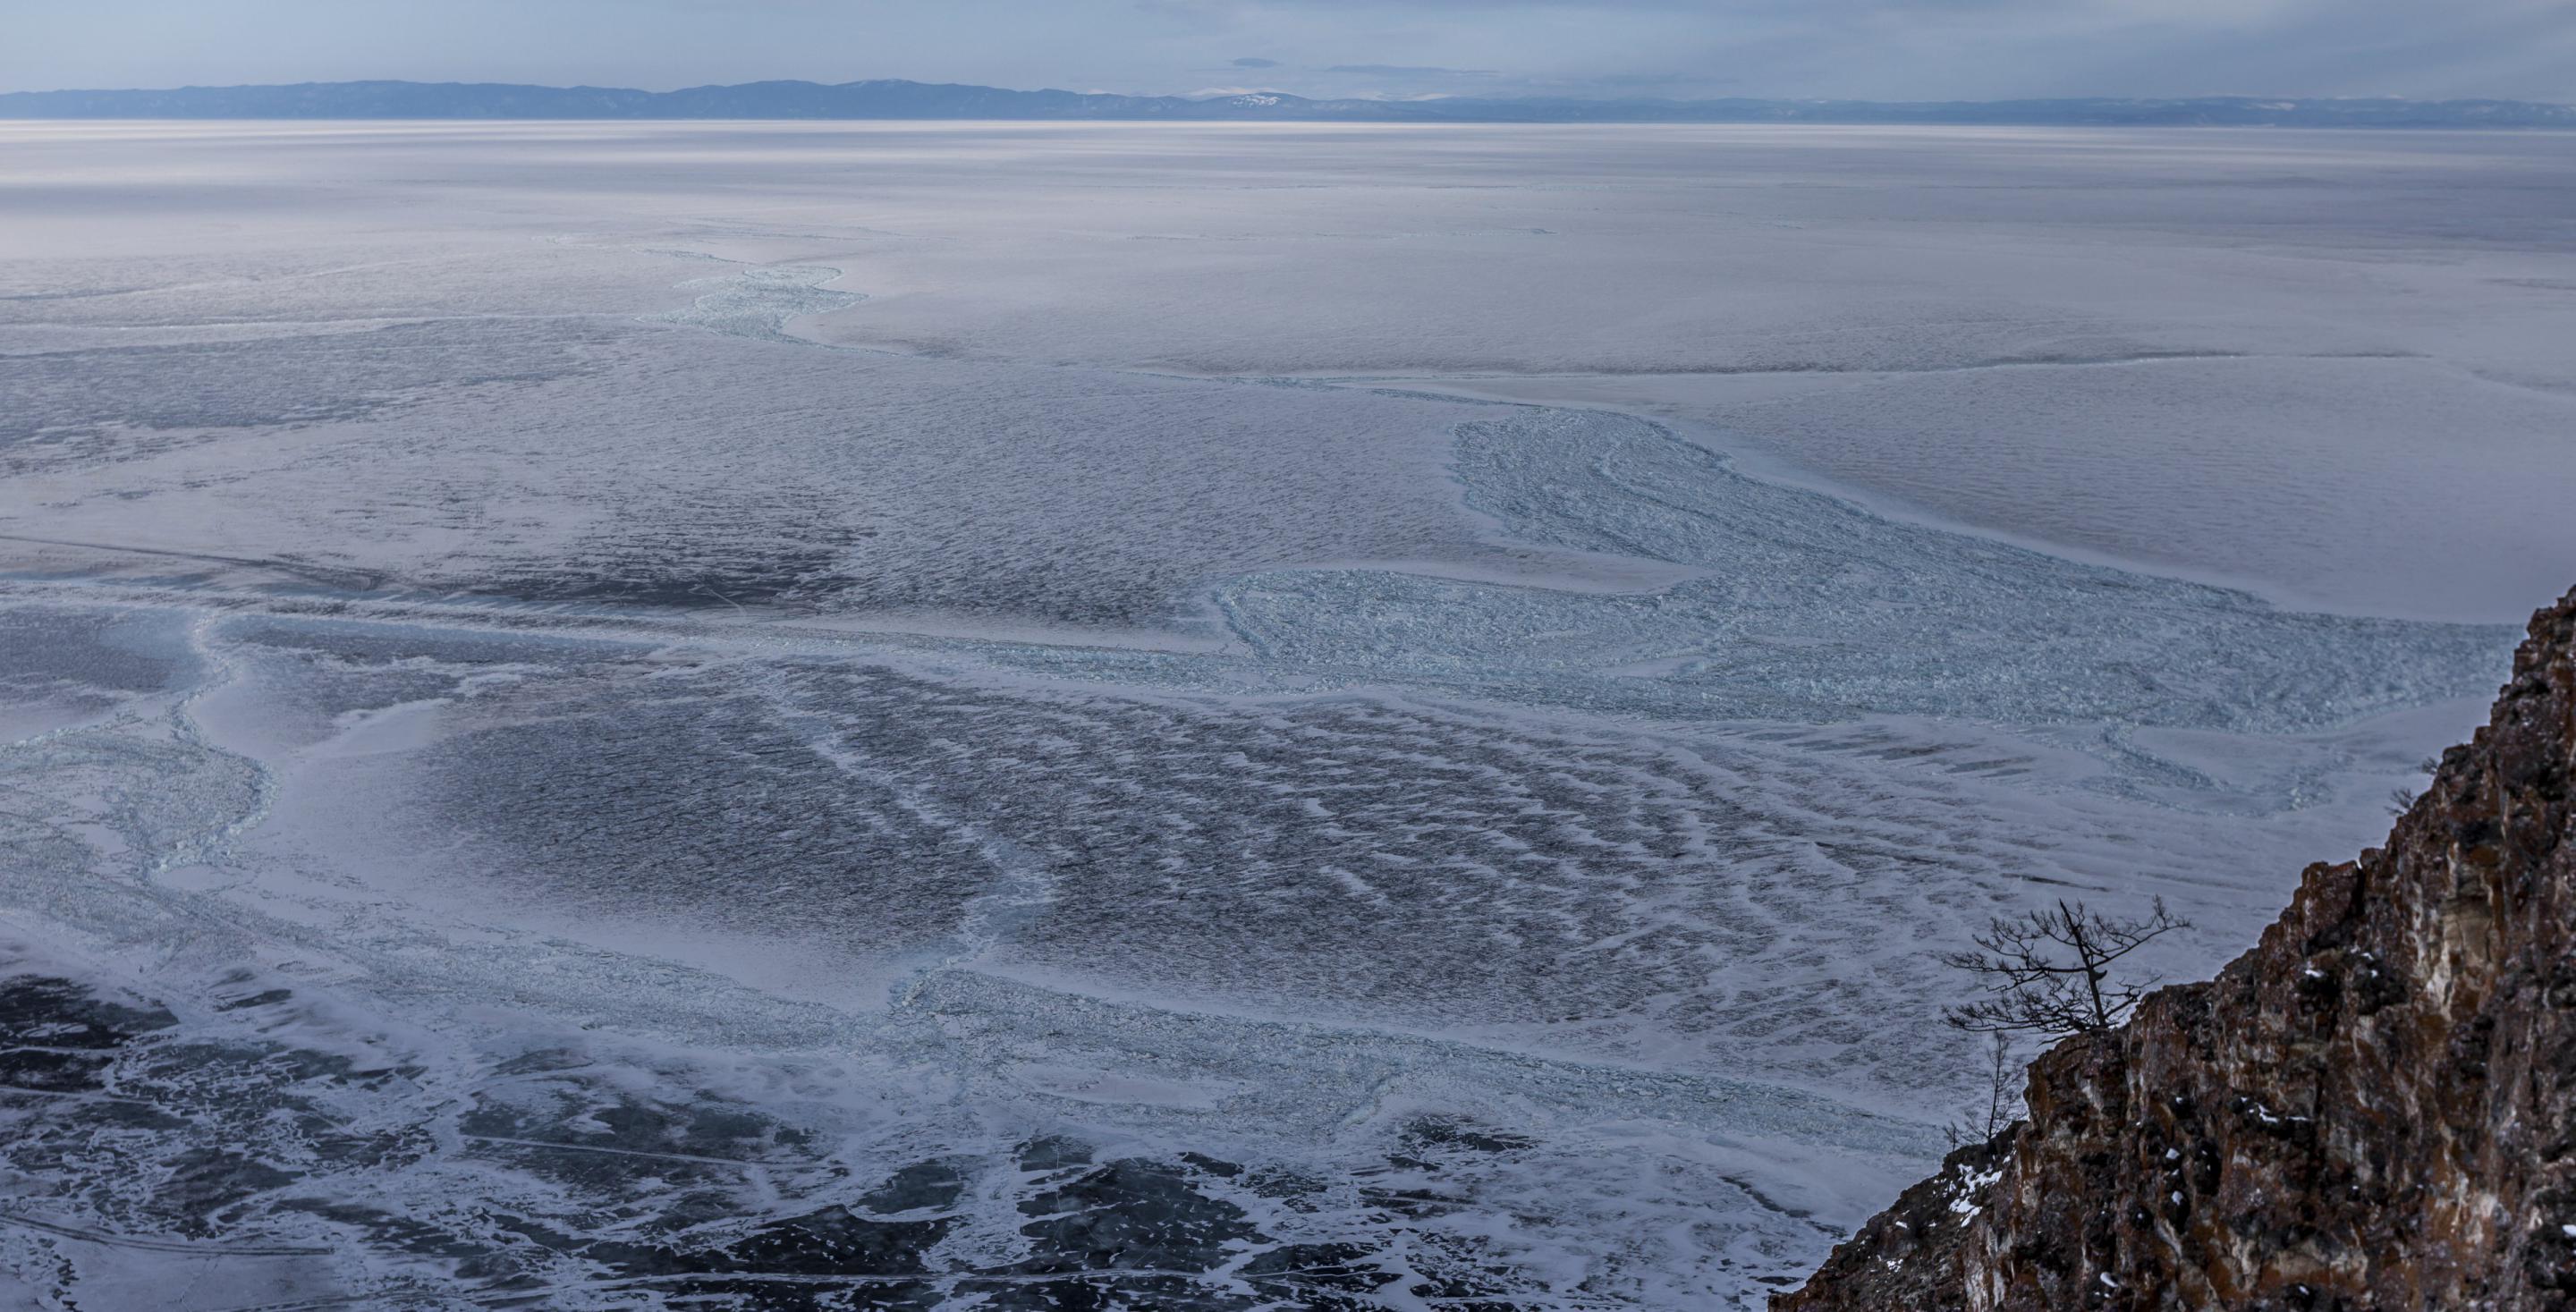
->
[2,122,2572,1308]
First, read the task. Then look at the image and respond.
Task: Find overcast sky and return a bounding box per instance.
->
[6,0,2573,102]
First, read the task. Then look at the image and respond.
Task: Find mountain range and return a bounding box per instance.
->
[4,79,2573,127]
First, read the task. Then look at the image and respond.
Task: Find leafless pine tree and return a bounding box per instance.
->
[1939,898,2189,1037]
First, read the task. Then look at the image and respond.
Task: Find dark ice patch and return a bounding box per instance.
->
[0,973,176,1094]
[0,962,1601,1308]
[0,607,191,727]
[0,318,607,453]
[487,534,867,611]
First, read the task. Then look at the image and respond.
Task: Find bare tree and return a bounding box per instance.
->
[1939,898,2189,1037]
[1945,1031,2025,1148]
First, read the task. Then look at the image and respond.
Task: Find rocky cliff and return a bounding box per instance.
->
[1779,586,2576,1311]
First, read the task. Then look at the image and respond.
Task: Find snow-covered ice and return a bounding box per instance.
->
[1,121,2570,1308]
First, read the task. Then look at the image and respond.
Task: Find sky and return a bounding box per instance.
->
[4,0,2573,103]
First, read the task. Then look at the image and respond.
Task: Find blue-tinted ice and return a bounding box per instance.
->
[2,122,2567,1309]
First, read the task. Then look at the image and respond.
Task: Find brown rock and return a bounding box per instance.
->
[1779,586,2576,1311]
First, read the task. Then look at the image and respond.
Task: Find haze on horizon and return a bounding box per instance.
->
[6,0,2574,106]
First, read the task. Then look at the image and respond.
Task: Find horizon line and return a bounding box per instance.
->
[5,77,2573,107]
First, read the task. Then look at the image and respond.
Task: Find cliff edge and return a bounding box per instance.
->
[1778,586,2576,1311]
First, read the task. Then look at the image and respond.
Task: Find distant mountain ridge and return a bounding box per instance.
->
[4,79,2572,127]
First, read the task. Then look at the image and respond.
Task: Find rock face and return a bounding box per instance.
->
[1780,586,2576,1311]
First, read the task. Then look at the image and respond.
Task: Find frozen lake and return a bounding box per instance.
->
[2,122,2572,1308]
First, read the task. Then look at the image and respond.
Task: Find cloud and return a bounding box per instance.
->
[1322,64,1498,77]
[1232,56,1279,67]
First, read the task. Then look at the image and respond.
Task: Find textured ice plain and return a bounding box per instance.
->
[0,595,2492,1310]
[8,123,2576,621]
[767,123,2576,623]
[0,122,2563,1308]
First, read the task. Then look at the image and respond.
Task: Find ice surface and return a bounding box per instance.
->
[1406,357,2576,624]
[0,121,2567,1308]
